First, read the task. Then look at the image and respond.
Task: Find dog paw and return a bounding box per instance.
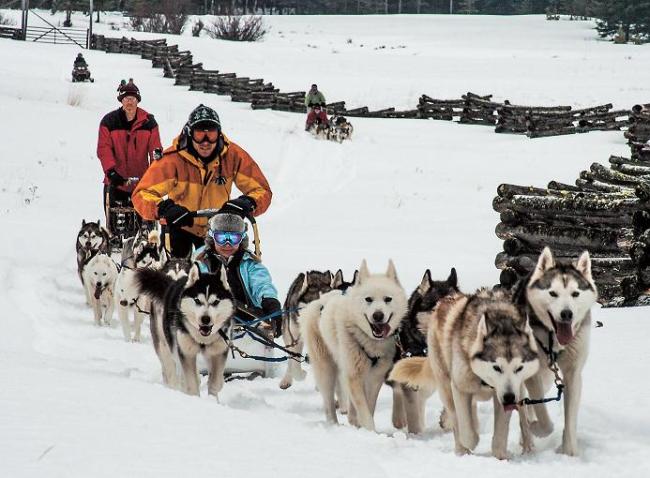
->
[459,431,479,451]
[556,443,579,457]
[279,377,292,390]
[439,409,453,432]
[520,437,535,455]
[530,420,554,437]
[492,448,510,460]
[392,416,407,430]
[454,445,472,456]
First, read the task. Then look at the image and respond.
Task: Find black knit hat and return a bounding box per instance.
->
[117,79,141,102]
[186,104,221,131]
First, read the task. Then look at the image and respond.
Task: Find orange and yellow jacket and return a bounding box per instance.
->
[132,134,272,238]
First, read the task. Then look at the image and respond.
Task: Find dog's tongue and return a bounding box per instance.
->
[377,323,391,338]
[503,404,518,413]
[556,322,574,346]
[94,285,102,300]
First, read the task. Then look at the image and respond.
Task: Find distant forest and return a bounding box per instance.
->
[22,1,650,42]
[34,1,607,16]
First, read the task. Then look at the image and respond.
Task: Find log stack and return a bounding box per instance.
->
[493,155,650,306]
[459,92,498,125]
[626,104,650,161]
[173,63,203,86]
[417,95,464,121]
[496,102,631,138]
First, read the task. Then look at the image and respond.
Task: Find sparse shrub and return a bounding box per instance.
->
[130,0,188,34]
[192,19,204,37]
[206,15,266,42]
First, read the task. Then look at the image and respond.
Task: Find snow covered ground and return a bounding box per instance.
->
[1,11,649,477]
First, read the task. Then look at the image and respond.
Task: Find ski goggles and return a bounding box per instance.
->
[210,229,246,246]
[191,128,219,144]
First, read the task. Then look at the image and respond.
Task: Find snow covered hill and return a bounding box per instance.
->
[1,11,649,477]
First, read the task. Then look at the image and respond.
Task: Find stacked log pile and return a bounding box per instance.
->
[417,95,464,120]
[493,155,650,306]
[496,102,631,138]
[459,93,498,125]
[626,104,650,161]
[0,26,22,40]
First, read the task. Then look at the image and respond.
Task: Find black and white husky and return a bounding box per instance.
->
[517,247,598,456]
[390,268,459,434]
[76,220,110,303]
[135,264,235,398]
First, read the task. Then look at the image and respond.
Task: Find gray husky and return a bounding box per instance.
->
[76,220,110,301]
[390,288,540,459]
[135,264,235,398]
[518,247,597,456]
[301,260,408,432]
[279,270,333,389]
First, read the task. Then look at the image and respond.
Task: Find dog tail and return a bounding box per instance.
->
[134,268,173,303]
[388,357,436,393]
[147,229,161,247]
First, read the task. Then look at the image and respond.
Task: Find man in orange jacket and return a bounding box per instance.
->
[132,104,272,257]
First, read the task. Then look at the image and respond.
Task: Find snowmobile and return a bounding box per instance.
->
[72,66,94,83]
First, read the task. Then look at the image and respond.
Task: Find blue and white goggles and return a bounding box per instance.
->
[210,229,246,246]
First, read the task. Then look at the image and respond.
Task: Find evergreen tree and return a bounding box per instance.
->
[591,0,650,42]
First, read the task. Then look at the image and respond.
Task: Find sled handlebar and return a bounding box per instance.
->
[163,209,256,226]
[165,209,260,257]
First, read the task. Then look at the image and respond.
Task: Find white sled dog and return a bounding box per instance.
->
[82,253,118,326]
[390,288,540,459]
[115,233,166,342]
[518,247,597,456]
[301,260,407,431]
[135,264,235,398]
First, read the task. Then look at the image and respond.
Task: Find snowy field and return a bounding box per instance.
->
[1,11,650,477]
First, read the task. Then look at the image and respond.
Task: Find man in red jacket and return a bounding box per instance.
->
[97,79,162,232]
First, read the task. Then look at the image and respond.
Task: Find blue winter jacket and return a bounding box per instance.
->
[194,246,278,308]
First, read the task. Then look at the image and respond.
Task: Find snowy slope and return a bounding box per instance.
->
[1,12,650,478]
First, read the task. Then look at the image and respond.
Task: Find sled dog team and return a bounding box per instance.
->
[77,220,596,459]
[284,247,596,459]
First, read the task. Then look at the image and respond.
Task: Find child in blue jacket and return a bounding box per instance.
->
[195,210,282,336]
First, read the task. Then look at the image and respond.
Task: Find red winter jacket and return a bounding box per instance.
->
[97,107,162,192]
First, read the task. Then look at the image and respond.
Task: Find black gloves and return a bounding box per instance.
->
[261,297,282,338]
[158,199,193,227]
[107,169,126,187]
[219,195,256,218]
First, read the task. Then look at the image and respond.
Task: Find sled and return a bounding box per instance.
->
[105,178,141,252]
[224,324,278,379]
